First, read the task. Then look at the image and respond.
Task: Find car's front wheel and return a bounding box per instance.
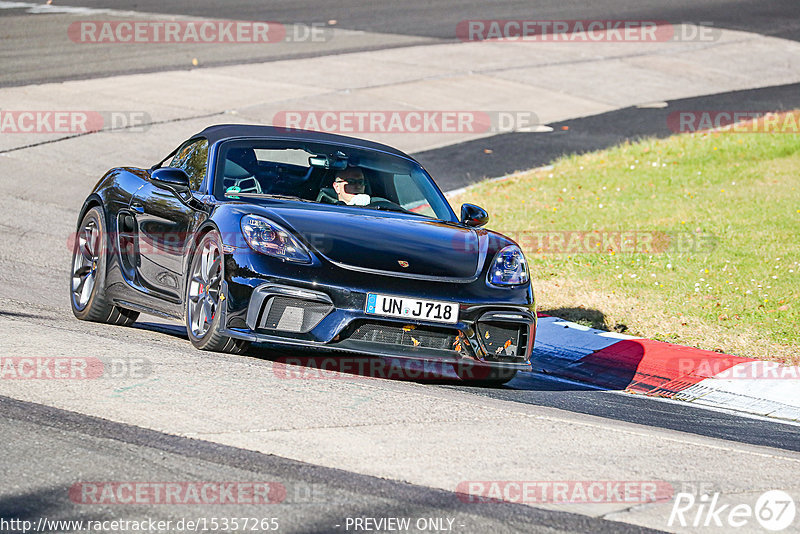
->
[186,231,249,354]
[470,370,518,387]
[460,367,518,387]
[70,206,139,325]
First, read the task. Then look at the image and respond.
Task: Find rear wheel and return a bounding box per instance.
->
[70,206,139,325]
[186,231,249,354]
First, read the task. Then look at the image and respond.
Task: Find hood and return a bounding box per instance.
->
[260,203,486,280]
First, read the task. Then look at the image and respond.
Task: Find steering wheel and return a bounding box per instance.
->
[368,197,406,211]
[230,176,262,194]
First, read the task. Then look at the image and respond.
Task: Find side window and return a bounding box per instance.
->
[393,174,436,217]
[169,138,208,191]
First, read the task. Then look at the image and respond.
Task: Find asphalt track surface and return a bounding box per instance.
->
[32,0,800,41]
[1,395,661,534]
[3,0,800,86]
[455,374,800,453]
[3,1,800,185]
[2,2,800,533]
[116,322,800,454]
[56,320,800,454]
[422,81,800,190]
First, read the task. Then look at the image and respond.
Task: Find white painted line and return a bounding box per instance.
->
[535,312,800,423]
[518,369,608,391]
[635,102,669,109]
[551,320,593,331]
[596,332,643,340]
[616,387,800,428]
[515,124,554,133]
[0,1,145,16]
[444,165,553,198]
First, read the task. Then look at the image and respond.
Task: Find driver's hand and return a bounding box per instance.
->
[348,194,371,206]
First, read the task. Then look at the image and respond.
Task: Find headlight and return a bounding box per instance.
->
[487,245,529,286]
[240,214,311,264]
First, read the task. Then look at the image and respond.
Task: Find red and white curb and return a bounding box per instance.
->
[531,314,800,422]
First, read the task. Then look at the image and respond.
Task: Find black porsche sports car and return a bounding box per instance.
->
[70,125,535,382]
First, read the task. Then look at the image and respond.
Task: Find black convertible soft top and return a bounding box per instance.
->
[194,124,409,158]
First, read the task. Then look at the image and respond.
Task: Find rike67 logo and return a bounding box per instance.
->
[669,490,796,531]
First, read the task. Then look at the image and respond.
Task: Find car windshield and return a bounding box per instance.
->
[213,139,457,222]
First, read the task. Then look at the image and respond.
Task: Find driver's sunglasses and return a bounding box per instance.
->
[335,178,365,185]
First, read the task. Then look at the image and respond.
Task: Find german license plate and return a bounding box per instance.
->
[365,294,459,324]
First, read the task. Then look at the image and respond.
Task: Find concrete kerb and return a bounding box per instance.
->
[531,315,800,423]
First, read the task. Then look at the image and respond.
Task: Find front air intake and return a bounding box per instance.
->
[258,296,333,333]
[345,322,473,357]
[476,321,527,361]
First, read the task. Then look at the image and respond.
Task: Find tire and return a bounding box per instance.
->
[462,369,518,387]
[70,206,139,326]
[185,231,249,354]
[471,370,518,387]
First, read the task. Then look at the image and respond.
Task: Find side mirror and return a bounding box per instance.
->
[151,167,191,193]
[461,203,489,227]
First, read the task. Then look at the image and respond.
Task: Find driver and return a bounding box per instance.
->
[332,167,371,206]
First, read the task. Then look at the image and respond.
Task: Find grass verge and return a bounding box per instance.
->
[448,114,800,364]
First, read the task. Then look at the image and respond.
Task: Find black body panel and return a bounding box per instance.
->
[76,125,536,372]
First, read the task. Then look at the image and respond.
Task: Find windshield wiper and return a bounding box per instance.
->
[224,193,314,202]
[366,204,428,217]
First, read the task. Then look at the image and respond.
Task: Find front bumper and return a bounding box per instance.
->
[217,245,535,371]
[219,276,535,372]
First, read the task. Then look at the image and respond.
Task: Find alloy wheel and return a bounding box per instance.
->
[188,240,222,338]
[71,220,99,310]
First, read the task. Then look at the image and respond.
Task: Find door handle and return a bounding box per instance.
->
[131,202,144,214]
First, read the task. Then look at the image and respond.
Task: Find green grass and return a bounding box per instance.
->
[450,120,800,363]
